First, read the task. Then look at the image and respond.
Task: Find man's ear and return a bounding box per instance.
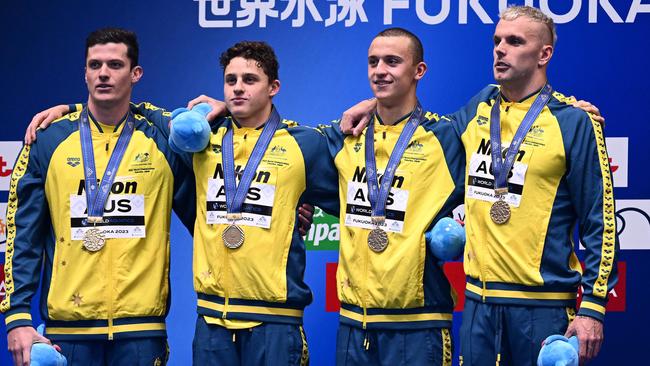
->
[269,79,281,97]
[131,66,144,83]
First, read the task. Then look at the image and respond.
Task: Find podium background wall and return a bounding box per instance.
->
[1,1,649,364]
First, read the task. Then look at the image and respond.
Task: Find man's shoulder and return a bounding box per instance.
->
[36,111,81,140]
[547,90,592,124]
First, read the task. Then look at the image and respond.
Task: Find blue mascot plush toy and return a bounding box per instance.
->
[537,335,579,366]
[30,324,67,366]
[169,103,213,153]
[425,217,465,261]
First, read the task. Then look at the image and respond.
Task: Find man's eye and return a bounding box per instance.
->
[89,61,101,69]
[108,62,123,69]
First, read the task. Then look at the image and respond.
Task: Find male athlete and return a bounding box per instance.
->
[2,28,195,366]
[319,28,465,366]
[341,6,617,365]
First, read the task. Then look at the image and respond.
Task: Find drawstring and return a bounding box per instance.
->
[363,330,370,351]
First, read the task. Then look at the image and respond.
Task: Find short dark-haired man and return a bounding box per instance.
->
[2,28,196,365]
[319,27,464,365]
[182,40,339,365]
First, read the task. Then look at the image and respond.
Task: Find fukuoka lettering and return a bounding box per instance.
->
[197,0,649,28]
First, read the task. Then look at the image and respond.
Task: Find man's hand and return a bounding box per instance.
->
[572,99,605,125]
[186,95,228,122]
[7,326,51,366]
[340,98,377,136]
[297,203,314,236]
[25,105,71,145]
[564,315,604,365]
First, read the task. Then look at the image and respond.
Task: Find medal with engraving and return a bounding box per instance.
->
[221,107,281,249]
[489,85,552,224]
[368,222,389,253]
[82,227,106,252]
[222,220,245,249]
[79,108,135,251]
[490,197,511,224]
[364,103,424,251]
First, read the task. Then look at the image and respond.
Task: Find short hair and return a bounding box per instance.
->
[500,5,557,46]
[375,27,424,64]
[85,28,139,69]
[219,41,279,82]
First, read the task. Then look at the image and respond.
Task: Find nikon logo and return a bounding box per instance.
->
[77,179,138,195]
[213,163,270,183]
[351,166,404,188]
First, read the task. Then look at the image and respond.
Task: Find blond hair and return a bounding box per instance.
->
[500,5,557,46]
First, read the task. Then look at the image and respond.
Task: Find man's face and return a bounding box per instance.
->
[85,43,141,107]
[223,57,278,122]
[493,17,549,85]
[368,36,422,104]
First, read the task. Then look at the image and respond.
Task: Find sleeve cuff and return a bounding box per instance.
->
[578,296,607,322]
[4,309,33,331]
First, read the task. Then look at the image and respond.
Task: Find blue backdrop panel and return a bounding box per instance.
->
[1,1,649,365]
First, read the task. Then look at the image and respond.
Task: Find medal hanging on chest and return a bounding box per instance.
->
[79,108,135,251]
[364,103,424,252]
[220,108,281,249]
[83,227,106,252]
[488,85,552,224]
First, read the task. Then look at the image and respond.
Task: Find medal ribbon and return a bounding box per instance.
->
[222,107,281,216]
[79,107,135,221]
[365,103,424,220]
[489,84,552,192]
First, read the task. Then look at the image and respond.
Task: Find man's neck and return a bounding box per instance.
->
[236,104,273,129]
[376,96,417,126]
[499,75,547,103]
[87,99,130,126]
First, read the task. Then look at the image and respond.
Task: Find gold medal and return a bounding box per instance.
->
[83,228,105,252]
[490,199,511,224]
[368,228,389,253]
[223,224,244,249]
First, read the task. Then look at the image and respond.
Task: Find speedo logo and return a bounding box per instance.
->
[211,144,221,154]
[212,163,271,184]
[67,157,81,167]
[353,142,362,152]
[351,166,404,188]
[76,179,138,195]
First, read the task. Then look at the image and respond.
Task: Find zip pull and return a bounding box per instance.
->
[232,332,236,343]
[222,297,229,319]
[105,141,109,152]
[362,306,368,330]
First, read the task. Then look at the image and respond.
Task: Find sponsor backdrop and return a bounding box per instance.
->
[2,1,649,365]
